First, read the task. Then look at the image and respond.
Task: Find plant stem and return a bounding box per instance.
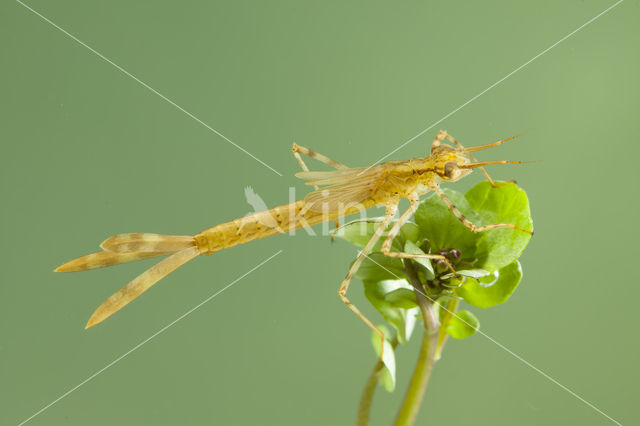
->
[393,303,439,425]
[435,298,458,360]
[356,362,384,426]
[356,337,398,426]
[393,261,441,426]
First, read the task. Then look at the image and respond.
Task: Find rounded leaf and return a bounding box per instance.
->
[384,288,418,309]
[445,310,480,339]
[415,189,483,257]
[456,261,523,308]
[354,253,405,282]
[465,182,533,270]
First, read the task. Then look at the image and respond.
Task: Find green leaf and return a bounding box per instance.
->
[458,269,490,279]
[340,182,532,355]
[414,189,483,258]
[413,182,533,272]
[403,240,435,279]
[332,218,411,252]
[332,218,388,249]
[465,182,533,270]
[379,365,395,392]
[456,260,523,308]
[445,310,479,339]
[363,280,419,345]
[355,253,405,282]
[390,221,421,251]
[384,288,418,309]
[399,221,420,244]
[370,325,396,392]
[440,268,490,280]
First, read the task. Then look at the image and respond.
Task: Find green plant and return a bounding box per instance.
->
[333,181,533,426]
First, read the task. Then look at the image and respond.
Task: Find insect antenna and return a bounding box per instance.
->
[462,131,530,153]
[460,160,522,169]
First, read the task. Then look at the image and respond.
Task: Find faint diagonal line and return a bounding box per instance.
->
[17,250,283,426]
[361,0,624,175]
[361,251,622,425]
[16,0,283,177]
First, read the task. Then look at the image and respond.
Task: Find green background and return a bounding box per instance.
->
[2,1,638,425]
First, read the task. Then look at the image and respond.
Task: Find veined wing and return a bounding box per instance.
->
[296,165,386,212]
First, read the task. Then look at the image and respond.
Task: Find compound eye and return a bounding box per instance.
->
[444,162,458,179]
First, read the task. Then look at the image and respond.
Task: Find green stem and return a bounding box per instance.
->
[356,337,398,426]
[393,261,441,426]
[435,298,458,360]
[393,302,439,426]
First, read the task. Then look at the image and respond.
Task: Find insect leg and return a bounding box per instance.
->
[338,203,397,360]
[380,193,457,275]
[291,143,349,173]
[433,185,533,235]
[439,130,514,188]
[292,142,347,229]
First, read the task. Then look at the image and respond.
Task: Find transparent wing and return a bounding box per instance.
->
[296,167,368,186]
[296,166,385,212]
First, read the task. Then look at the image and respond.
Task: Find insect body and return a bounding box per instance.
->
[57,131,532,339]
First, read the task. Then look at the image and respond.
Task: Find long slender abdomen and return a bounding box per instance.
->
[194,200,364,255]
[56,198,371,328]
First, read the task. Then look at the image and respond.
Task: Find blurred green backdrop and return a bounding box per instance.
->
[2,1,638,425]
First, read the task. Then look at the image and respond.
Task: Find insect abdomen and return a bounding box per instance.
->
[195,201,318,254]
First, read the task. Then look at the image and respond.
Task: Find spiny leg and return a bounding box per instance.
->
[291,143,349,177]
[380,193,457,275]
[433,185,533,234]
[291,142,347,228]
[430,130,448,151]
[339,203,397,360]
[434,130,514,188]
